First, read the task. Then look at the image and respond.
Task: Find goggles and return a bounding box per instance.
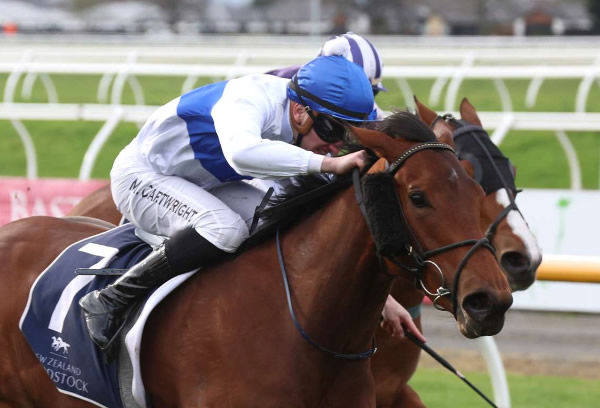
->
[305,108,347,144]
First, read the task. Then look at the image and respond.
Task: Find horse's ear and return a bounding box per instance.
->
[459,98,482,127]
[413,95,437,126]
[431,120,455,148]
[367,157,389,174]
[348,125,390,158]
[460,159,475,178]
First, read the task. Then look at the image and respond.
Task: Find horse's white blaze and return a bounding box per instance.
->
[495,189,542,263]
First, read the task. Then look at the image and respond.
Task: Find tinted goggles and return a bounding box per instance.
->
[306,109,347,144]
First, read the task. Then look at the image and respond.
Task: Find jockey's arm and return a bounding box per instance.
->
[212,80,325,179]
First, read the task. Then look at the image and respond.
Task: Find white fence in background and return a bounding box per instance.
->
[1,42,600,185]
[3,40,600,113]
[2,38,600,184]
[2,103,600,188]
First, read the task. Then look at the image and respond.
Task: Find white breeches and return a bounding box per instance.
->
[111,170,269,253]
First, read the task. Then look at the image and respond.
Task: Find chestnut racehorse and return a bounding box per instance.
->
[0,112,512,408]
[371,98,542,408]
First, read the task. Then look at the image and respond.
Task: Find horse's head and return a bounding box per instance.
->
[414,96,542,291]
[350,112,512,338]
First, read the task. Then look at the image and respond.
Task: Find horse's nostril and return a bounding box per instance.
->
[462,292,493,319]
[462,290,513,322]
[500,251,531,275]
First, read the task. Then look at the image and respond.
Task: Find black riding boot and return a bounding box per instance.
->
[79,227,227,350]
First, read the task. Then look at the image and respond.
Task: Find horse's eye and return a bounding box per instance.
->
[409,191,429,208]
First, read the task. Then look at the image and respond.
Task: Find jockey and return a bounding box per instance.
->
[78,55,377,350]
[266,32,387,118]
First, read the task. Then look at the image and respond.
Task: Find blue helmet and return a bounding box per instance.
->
[287,55,376,122]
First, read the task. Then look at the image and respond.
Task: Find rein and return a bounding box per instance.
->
[275,228,377,360]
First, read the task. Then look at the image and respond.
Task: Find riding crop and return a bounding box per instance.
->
[405,330,499,408]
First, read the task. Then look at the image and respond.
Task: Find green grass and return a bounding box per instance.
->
[1,73,600,188]
[410,367,600,408]
[0,120,135,179]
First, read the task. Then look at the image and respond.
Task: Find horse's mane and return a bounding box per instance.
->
[260,146,376,225]
[375,110,437,142]
[257,111,433,225]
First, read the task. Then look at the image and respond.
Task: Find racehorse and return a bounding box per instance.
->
[371,98,542,408]
[0,111,512,407]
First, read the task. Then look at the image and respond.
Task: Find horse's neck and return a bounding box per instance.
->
[282,187,394,351]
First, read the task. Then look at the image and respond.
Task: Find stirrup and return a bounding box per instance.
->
[93,306,136,364]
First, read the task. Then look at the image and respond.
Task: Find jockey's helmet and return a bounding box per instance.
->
[287,55,375,122]
[318,32,387,95]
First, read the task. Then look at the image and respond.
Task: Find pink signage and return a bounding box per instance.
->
[0,177,108,225]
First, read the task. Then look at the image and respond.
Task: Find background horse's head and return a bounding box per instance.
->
[414,96,542,291]
[350,112,512,338]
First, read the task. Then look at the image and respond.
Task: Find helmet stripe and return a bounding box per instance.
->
[364,38,381,79]
[344,35,364,68]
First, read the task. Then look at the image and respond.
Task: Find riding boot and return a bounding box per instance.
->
[79,227,228,350]
[79,245,172,350]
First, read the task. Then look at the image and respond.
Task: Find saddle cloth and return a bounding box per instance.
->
[19,223,197,408]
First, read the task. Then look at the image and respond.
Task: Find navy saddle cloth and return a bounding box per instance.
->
[19,223,151,408]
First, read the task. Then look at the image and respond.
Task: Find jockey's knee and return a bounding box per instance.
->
[193,215,249,253]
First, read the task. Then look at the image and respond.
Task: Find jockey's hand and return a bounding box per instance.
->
[321,150,368,175]
[381,295,426,343]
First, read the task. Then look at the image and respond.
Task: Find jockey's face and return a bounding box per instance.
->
[290,101,343,155]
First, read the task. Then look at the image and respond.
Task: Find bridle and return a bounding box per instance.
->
[354,141,499,315]
[275,139,507,360]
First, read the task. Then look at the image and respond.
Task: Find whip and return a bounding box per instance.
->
[405,331,499,408]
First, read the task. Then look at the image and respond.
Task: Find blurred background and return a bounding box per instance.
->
[0,0,597,36]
